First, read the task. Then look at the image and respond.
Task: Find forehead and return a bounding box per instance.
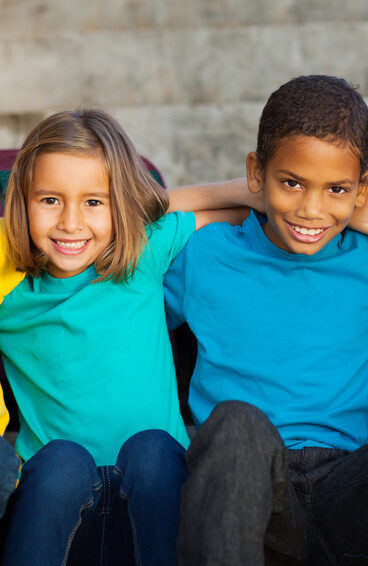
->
[32,152,109,189]
[266,135,361,182]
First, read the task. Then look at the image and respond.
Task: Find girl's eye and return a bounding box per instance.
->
[328,186,347,194]
[42,197,59,205]
[86,199,102,207]
[284,179,301,189]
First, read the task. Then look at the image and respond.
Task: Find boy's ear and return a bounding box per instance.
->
[246,152,264,193]
[355,177,368,208]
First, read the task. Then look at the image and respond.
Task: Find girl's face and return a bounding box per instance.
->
[28,152,113,278]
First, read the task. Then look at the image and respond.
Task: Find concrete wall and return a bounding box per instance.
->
[1,0,368,186]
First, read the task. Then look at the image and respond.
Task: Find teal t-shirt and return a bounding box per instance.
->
[165,211,368,452]
[0,211,196,466]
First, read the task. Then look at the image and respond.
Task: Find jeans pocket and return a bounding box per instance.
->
[341,555,368,565]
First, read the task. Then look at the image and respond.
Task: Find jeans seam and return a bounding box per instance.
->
[61,488,101,566]
[100,466,112,566]
[304,472,318,561]
[313,472,368,494]
[112,465,124,480]
[119,483,143,566]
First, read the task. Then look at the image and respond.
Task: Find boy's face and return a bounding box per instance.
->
[247,135,366,255]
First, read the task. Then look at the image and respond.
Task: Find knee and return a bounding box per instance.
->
[190,401,282,464]
[117,430,187,492]
[209,401,276,439]
[20,440,98,503]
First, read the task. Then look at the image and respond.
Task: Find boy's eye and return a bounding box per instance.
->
[42,197,59,205]
[86,199,102,207]
[328,186,347,194]
[284,179,301,189]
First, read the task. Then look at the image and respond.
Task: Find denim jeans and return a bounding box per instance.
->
[178,401,368,566]
[2,429,187,566]
[0,436,19,519]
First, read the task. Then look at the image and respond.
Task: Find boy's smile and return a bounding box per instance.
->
[247,135,366,255]
[28,152,113,278]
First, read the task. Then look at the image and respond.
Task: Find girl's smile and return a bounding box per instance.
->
[51,238,90,254]
[28,152,113,278]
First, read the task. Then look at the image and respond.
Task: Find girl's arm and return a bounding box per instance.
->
[167,178,264,214]
[167,178,265,230]
[348,197,368,234]
[193,206,252,230]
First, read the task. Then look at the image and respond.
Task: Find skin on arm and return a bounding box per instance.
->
[348,182,368,233]
[167,177,265,230]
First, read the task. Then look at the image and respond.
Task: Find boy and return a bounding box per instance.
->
[164,75,368,565]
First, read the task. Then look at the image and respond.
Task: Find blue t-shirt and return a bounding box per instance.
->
[0,211,196,465]
[164,211,368,452]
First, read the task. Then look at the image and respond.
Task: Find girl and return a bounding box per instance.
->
[0,108,257,566]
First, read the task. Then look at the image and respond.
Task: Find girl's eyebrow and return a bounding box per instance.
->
[277,169,356,185]
[32,189,110,199]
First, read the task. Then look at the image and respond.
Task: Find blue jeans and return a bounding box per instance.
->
[2,429,187,566]
[0,436,19,519]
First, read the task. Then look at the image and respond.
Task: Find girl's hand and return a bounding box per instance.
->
[348,185,368,234]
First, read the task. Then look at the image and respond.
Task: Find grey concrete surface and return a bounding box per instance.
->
[1,0,368,185]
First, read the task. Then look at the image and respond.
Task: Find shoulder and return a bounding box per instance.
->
[144,211,195,256]
[341,227,368,251]
[0,218,25,304]
[147,211,196,240]
[139,212,196,275]
[181,220,243,255]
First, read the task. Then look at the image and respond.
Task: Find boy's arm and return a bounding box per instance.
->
[167,178,264,230]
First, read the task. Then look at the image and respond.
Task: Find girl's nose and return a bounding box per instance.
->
[57,205,83,232]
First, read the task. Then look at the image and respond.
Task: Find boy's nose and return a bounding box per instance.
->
[295,191,325,220]
[57,205,83,232]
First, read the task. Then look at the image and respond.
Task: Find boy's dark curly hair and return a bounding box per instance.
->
[257,75,368,179]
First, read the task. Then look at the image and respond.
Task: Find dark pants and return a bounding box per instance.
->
[177,401,368,566]
[0,436,19,519]
[2,429,187,566]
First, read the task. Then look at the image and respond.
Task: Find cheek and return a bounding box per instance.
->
[96,215,114,245]
[28,207,48,233]
[331,197,357,223]
[264,189,290,218]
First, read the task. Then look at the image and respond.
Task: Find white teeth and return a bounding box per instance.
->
[55,240,87,249]
[293,226,323,236]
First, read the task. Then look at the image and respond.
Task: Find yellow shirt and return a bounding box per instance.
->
[0,218,25,435]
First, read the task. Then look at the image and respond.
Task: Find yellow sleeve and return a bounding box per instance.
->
[0,218,25,305]
[0,217,25,434]
[0,385,9,435]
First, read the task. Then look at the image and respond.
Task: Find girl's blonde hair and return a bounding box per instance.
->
[5,108,169,281]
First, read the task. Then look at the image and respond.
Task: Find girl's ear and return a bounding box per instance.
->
[246,152,264,194]
[356,176,368,208]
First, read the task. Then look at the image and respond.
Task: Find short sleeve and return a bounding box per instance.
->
[0,219,25,305]
[144,211,196,277]
[164,243,189,330]
[0,386,9,435]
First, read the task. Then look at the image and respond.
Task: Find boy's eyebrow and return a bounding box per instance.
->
[277,170,356,185]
